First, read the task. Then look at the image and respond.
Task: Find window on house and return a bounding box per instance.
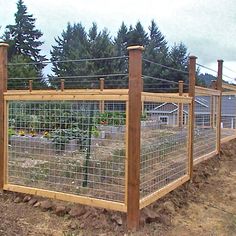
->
[159,116,168,124]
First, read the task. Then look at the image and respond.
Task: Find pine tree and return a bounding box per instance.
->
[4,0,46,62]
[7,54,38,89]
[143,20,169,91]
[168,42,189,84]
[50,23,89,88]
[50,23,117,89]
[87,23,115,75]
[114,22,128,57]
[113,22,129,88]
[3,0,46,88]
[127,21,149,47]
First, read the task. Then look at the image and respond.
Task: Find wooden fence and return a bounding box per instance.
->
[0,43,233,230]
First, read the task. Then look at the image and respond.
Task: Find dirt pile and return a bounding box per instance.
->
[0,139,235,235]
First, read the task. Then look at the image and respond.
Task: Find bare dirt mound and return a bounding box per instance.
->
[0,140,236,236]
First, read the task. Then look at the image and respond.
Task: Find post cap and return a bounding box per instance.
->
[217,59,224,63]
[189,55,198,59]
[99,78,104,81]
[0,43,9,47]
[127,45,144,51]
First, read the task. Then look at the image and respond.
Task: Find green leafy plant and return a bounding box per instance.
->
[92,126,100,138]
[8,128,15,137]
[51,128,87,151]
[96,111,126,126]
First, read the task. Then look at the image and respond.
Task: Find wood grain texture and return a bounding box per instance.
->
[217,60,223,154]
[127,46,143,230]
[0,43,8,189]
[188,56,197,180]
[4,184,127,212]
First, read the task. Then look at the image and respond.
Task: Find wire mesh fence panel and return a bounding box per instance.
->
[193,95,218,160]
[221,94,236,139]
[8,100,126,202]
[140,101,189,198]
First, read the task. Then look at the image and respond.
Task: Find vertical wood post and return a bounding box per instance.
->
[60,79,65,92]
[216,60,223,155]
[29,80,33,92]
[0,43,8,190]
[210,80,217,128]
[99,78,105,113]
[188,56,197,180]
[178,80,184,127]
[127,45,143,230]
[141,78,144,114]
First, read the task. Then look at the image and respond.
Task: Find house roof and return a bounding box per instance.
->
[222,95,236,116]
[148,95,236,116]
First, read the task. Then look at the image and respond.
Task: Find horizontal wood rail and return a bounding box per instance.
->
[139,175,189,209]
[141,92,192,104]
[222,83,236,91]
[4,184,127,212]
[195,86,220,96]
[193,150,218,165]
[4,89,129,101]
[222,91,236,95]
[221,134,236,144]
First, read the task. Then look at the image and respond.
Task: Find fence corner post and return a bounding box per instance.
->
[217,60,223,155]
[126,45,144,230]
[188,55,197,180]
[0,43,9,190]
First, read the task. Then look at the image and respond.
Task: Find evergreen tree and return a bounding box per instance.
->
[86,23,115,88]
[50,23,116,89]
[4,0,46,62]
[167,42,189,84]
[143,20,169,91]
[197,73,216,87]
[3,0,46,87]
[50,23,89,88]
[114,22,128,57]
[8,54,38,89]
[127,21,149,47]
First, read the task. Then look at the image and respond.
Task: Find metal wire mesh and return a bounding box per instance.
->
[221,94,236,139]
[8,100,126,202]
[140,101,189,198]
[193,95,218,159]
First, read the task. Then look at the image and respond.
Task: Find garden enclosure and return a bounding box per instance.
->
[0,43,235,229]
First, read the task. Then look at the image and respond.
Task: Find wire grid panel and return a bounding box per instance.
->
[221,94,236,139]
[193,95,218,160]
[140,101,189,198]
[7,100,126,202]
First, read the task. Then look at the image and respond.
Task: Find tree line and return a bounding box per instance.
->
[1,0,207,90]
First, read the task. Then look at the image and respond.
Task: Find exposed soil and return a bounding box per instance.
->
[0,139,236,236]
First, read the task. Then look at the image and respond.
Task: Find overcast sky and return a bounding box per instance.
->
[1,0,236,81]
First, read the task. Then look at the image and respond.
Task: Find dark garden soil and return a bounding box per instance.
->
[0,139,236,236]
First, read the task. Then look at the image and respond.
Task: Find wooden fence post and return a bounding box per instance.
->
[99,78,105,113]
[188,56,197,180]
[0,43,8,190]
[29,80,33,92]
[60,79,65,92]
[178,80,184,127]
[210,80,217,128]
[127,45,143,230]
[217,60,223,155]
